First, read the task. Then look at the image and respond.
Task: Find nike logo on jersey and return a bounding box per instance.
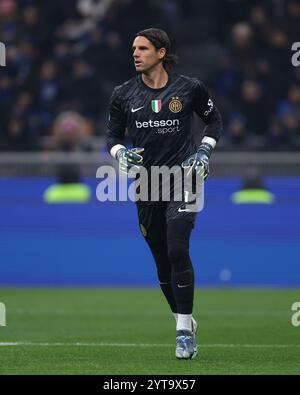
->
[131,106,144,113]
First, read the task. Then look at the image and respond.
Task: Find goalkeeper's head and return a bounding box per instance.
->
[133,27,178,74]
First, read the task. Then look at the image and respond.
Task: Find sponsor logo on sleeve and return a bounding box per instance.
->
[204,99,214,116]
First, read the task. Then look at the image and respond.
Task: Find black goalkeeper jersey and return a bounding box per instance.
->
[106,72,222,169]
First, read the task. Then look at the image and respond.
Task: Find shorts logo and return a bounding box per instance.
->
[140,224,147,237]
[178,207,193,212]
[169,97,182,113]
[151,100,162,113]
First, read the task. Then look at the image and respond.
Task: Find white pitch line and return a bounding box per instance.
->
[0,342,300,348]
[9,309,291,316]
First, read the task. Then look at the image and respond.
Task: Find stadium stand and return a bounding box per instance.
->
[0,0,299,152]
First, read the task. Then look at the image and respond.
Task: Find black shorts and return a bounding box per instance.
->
[136,200,198,239]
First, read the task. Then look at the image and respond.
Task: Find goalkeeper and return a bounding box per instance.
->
[106,28,222,360]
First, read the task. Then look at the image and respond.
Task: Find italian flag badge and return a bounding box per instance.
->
[151,99,162,113]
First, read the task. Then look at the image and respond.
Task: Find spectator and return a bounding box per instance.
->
[230,22,258,74]
[284,0,300,43]
[60,58,102,117]
[5,117,29,151]
[265,117,299,151]
[38,60,60,111]
[238,79,271,135]
[221,113,263,150]
[44,111,93,152]
[277,84,300,121]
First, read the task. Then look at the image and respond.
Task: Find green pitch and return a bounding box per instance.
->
[0,288,300,375]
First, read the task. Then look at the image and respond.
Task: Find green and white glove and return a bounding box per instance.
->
[116,147,144,174]
[181,143,213,181]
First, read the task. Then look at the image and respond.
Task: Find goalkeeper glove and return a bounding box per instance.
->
[181,142,213,181]
[116,147,144,174]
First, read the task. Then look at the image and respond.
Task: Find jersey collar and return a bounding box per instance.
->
[138,72,173,92]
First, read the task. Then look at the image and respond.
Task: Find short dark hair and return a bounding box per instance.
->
[135,28,178,70]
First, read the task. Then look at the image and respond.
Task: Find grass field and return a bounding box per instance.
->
[0,288,300,375]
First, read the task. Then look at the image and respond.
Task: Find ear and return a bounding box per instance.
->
[158,47,166,60]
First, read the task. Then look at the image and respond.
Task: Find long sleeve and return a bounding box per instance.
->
[193,80,223,143]
[106,87,127,156]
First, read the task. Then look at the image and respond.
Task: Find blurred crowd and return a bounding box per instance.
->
[212,0,300,151]
[0,0,299,152]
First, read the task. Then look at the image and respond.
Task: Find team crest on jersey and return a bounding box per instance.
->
[151,99,162,113]
[169,97,182,113]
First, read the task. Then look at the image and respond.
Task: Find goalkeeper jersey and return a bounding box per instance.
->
[106,72,222,169]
